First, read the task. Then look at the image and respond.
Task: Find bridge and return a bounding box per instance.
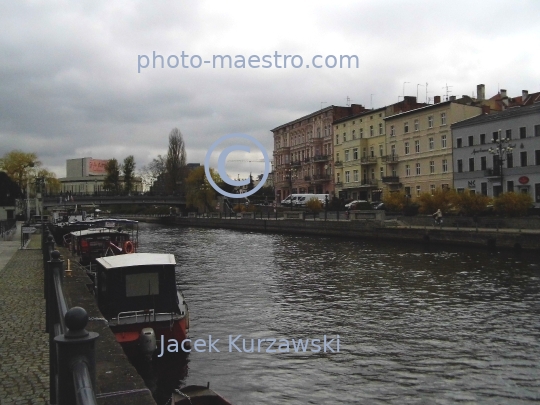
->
[43,194,186,208]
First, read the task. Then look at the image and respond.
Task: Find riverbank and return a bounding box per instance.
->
[121,215,540,251]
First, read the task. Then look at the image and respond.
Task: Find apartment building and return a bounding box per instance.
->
[384,96,483,198]
[333,97,425,201]
[452,102,540,206]
[272,105,367,202]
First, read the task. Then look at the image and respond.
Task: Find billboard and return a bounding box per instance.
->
[88,159,108,175]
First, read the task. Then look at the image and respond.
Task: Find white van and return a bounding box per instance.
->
[281,194,329,207]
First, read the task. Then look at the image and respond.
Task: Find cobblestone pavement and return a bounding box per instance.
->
[0,233,49,405]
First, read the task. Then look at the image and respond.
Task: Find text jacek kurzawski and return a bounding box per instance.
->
[158,335,340,357]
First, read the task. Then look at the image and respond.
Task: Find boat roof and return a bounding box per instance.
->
[96,253,176,269]
[70,228,127,236]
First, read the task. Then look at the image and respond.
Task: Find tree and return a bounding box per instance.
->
[306,197,323,213]
[123,155,136,195]
[0,150,41,192]
[416,188,455,214]
[186,166,220,212]
[36,168,61,195]
[450,190,491,216]
[493,192,533,217]
[382,191,408,213]
[165,128,187,194]
[103,159,121,194]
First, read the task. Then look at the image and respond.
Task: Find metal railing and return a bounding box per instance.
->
[43,230,99,405]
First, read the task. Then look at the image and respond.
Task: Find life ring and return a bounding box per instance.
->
[124,240,134,254]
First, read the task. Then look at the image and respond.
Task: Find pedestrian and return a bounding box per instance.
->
[432,209,443,225]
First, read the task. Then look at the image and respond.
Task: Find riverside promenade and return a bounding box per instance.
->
[0,223,49,405]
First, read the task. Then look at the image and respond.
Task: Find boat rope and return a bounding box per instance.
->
[88,317,109,325]
[173,389,193,405]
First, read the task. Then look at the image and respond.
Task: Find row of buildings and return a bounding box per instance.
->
[271,84,540,206]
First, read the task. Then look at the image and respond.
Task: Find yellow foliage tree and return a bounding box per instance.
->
[382,191,407,212]
[493,192,533,217]
[0,150,41,190]
[306,197,323,212]
[449,190,491,216]
[416,188,455,214]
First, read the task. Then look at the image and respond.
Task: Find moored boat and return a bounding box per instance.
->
[94,253,189,360]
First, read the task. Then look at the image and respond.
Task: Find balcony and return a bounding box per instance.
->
[334,160,343,167]
[291,160,302,167]
[359,179,378,187]
[313,154,330,162]
[485,168,501,178]
[360,156,378,165]
[382,176,400,184]
[312,174,330,183]
[335,181,343,187]
[383,154,399,163]
[304,157,312,163]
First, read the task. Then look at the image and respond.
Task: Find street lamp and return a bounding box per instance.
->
[488,129,513,197]
[285,167,297,210]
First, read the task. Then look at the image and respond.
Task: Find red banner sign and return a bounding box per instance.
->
[518,176,529,185]
[88,159,108,175]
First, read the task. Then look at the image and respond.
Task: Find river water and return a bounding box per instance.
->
[134,222,540,405]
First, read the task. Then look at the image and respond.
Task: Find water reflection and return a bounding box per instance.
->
[136,223,540,404]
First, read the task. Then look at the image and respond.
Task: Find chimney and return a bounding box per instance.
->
[434,95,441,104]
[477,84,485,101]
[522,90,529,102]
[481,105,490,114]
[500,89,507,98]
[449,95,456,101]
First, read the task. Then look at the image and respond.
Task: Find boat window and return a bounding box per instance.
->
[126,273,159,297]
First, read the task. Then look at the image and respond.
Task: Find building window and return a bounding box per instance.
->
[352,130,356,139]
[429,160,435,174]
[506,129,512,140]
[404,122,409,133]
[536,150,540,165]
[353,148,358,160]
[345,171,350,183]
[337,173,341,183]
[457,159,463,173]
[430,184,436,194]
[380,167,384,179]
[469,157,475,172]
[468,135,474,146]
[345,150,350,161]
[406,164,410,176]
[442,159,448,173]
[416,163,421,175]
[343,133,347,142]
[520,127,527,139]
[441,112,446,125]
[416,185,421,196]
[481,182,487,195]
[456,138,462,148]
[428,116,433,128]
[391,144,396,156]
[371,168,375,179]
[414,119,419,131]
[507,181,514,193]
[370,125,374,137]
[370,146,375,157]
[379,123,383,135]
[415,140,420,153]
[481,156,487,170]
[480,134,486,144]
[379,144,384,157]
[535,125,540,137]
[492,131,498,142]
[390,125,395,137]
[353,170,359,182]
[405,142,410,155]
[521,151,528,166]
[335,135,339,145]
[441,135,447,148]
[360,128,363,138]
[429,137,434,150]
[507,153,513,168]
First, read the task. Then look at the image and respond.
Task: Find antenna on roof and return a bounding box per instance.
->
[442,83,453,101]
[346,96,350,106]
[370,94,374,109]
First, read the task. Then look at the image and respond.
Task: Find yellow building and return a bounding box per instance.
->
[333,97,424,201]
[384,96,482,198]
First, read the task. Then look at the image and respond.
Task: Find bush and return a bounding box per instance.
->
[306,197,323,212]
[493,192,533,217]
[450,190,491,216]
[416,189,455,215]
[382,191,407,212]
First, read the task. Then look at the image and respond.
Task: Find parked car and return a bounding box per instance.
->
[345,200,368,209]
[372,202,386,210]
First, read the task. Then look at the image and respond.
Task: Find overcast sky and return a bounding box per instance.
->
[2,0,540,179]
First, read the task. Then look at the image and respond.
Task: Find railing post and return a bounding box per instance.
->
[55,307,99,405]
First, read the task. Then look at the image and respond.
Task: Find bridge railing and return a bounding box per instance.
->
[42,233,99,405]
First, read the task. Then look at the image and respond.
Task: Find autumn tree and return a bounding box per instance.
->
[493,192,533,217]
[103,159,121,194]
[416,188,456,214]
[165,128,187,194]
[449,190,491,216]
[382,191,408,213]
[36,168,61,195]
[186,166,220,212]
[122,155,136,194]
[0,150,41,192]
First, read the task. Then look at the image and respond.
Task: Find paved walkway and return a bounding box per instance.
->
[0,226,49,405]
